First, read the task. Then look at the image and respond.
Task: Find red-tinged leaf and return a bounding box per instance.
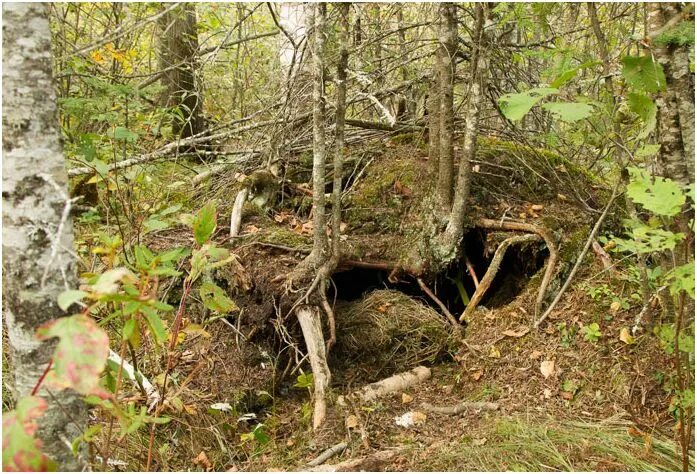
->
[36,314,109,395]
[2,396,54,472]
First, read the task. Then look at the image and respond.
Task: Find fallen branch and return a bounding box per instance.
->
[297,305,331,430]
[108,349,160,411]
[476,217,558,316]
[306,442,348,467]
[460,233,541,321]
[307,449,402,472]
[465,256,480,288]
[345,118,421,133]
[421,401,499,415]
[68,114,311,177]
[353,366,431,402]
[534,180,621,328]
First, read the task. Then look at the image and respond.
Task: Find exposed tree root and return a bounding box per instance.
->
[460,233,540,321]
[353,366,431,402]
[476,217,558,316]
[417,277,462,331]
[297,305,331,430]
[229,188,248,237]
[421,401,500,415]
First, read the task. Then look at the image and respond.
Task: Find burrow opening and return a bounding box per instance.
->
[330,228,549,316]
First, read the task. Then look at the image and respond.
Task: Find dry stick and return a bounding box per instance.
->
[460,234,541,322]
[534,181,621,328]
[297,305,331,430]
[306,442,348,467]
[320,292,337,353]
[417,277,461,330]
[229,188,248,237]
[476,217,558,317]
[421,401,499,415]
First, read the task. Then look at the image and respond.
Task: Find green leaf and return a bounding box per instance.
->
[141,306,167,345]
[294,372,314,389]
[57,290,88,312]
[635,144,661,158]
[112,126,139,142]
[498,87,558,121]
[71,425,102,456]
[666,262,695,298]
[122,317,138,343]
[192,202,217,245]
[627,167,686,216]
[199,282,237,314]
[627,92,657,139]
[36,314,110,395]
[2,396,54,472]
[541,102,594,122]
[143,218,170,234]
[157,247,189,263]
[621,55,666,93]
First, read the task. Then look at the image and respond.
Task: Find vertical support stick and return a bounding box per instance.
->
[297,305,331,430]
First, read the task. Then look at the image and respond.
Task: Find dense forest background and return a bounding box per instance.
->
[2,2,695,472]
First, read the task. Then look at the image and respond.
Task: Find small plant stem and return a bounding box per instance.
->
[102,340,128,471]
[31,358,53,396]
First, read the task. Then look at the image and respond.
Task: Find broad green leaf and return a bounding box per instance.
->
[143,218,170,234]
[157,247,189,263]
[667,262,695,298]
[112,126,139,142]
[498,87,558,121]
[635,144,661,158]
[36,314,109,395]
[541,102,594,122]
[627,92,657,138]
[616,225,685,254]
[621,55,666,93]
[57,290,88,312]
[192,202,217,245]
[2,396,54,472]
[141,306,167,345]
[627,167,686,216]
[199,282,237,314]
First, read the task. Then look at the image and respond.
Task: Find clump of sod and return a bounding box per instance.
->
[332,290,456,378]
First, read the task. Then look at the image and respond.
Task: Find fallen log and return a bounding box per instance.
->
[353,366,431,402]
[421,401,499,415]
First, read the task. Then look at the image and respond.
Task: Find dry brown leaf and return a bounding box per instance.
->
[346,414,359,429]
[610,301,622,313]
[557,193,568,201]
[529,350,543,360]
[560,391,574,400]
[488,346,501,359]
[471,369,483,381]
[540,360,555,378]
[531,204,544,211]
[194,451,212,471]
[411,411,427,424]
[401,393,414,404]
[472,438,487,446]
[472,164,481,173]
[518,213,528,219]
[543,388,553,399]
[244,224,260,234]
[503,326,530,338]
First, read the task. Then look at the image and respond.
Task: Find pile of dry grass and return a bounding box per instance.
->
[332,290,455,377]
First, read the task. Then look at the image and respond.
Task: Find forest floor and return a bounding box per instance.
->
[104,138,692,472]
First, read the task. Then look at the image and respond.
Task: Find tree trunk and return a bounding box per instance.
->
[2,3,86,470]
[307,2,329,269]
[648,2,694,186]
[158,2,204,139]
[437,3,457,209]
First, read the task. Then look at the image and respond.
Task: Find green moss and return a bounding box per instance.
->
[263,226,311,248]
[654,21,695,47]
[345,156,419,233]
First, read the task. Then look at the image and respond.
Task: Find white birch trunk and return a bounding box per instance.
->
[2,3,86,470]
